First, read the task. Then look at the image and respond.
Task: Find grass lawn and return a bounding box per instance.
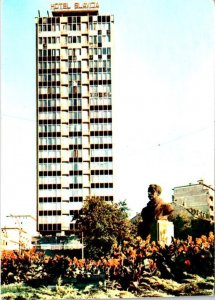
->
[1,274,214,299]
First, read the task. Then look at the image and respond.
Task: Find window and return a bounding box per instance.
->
[107,60,111,68]
[91,149,112,157]
[39,87,47,95]
[40,150,61,159]
[69,61,81,68]
[70,149,82,157]
[91,122,111,131]
[69,124,82,131]
[70,176,82,184]
[93,36,97,44]
[70,136,82,145]
[90,136,112,144]
[70,162,82,171]
[71,189,82,196]
[76,48,81,56]
[62,24,67,30]
[91,161,113,170]
[90,110,112,119]
[38,111,61,120]
[38,163,61,171]
[91,188,113,196]
[91,174,113,183]
[69,98,82,106]
[68,36,81,44]
[38,99,60,107]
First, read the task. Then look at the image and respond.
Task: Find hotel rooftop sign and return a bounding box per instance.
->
[51,2,99,10]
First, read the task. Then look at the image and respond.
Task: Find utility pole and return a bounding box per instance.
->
[6,214,23,253]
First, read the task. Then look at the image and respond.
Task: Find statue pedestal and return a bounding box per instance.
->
[157,220,174,246]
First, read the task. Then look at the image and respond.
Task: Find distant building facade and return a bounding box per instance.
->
[1,227,32,251]
[173,180,214,222]
[1,215,37,251]
[35,3,115,236]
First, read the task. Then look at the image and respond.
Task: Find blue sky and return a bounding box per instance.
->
[1,0,214,224]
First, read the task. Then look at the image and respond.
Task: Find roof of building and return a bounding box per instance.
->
[173,180,214,191]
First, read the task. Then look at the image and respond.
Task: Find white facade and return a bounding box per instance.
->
[173,180,214,222]
[1,215,37,251]
[1,227,32,251]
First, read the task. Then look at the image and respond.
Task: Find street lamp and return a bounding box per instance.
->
[81,231,84,259]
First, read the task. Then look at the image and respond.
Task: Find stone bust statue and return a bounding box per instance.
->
[139,184,174,240]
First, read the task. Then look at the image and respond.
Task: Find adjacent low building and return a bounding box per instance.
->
[1,227,32,252]
[0,215,37,251]
[172,180,214,222]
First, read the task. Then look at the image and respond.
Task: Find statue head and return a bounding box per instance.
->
[148,184,162,201]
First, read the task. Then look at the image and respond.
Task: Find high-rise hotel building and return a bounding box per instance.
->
[36,2,114,236]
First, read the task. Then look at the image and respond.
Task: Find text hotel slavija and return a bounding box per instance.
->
[51,2,100,10]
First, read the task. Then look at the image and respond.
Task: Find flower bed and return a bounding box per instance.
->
[1,232,214,297]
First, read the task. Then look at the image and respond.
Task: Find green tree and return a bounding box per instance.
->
[170,207,214,239]
[118,199,130,214]
[76,196,135,259]
[172,214,192,239]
